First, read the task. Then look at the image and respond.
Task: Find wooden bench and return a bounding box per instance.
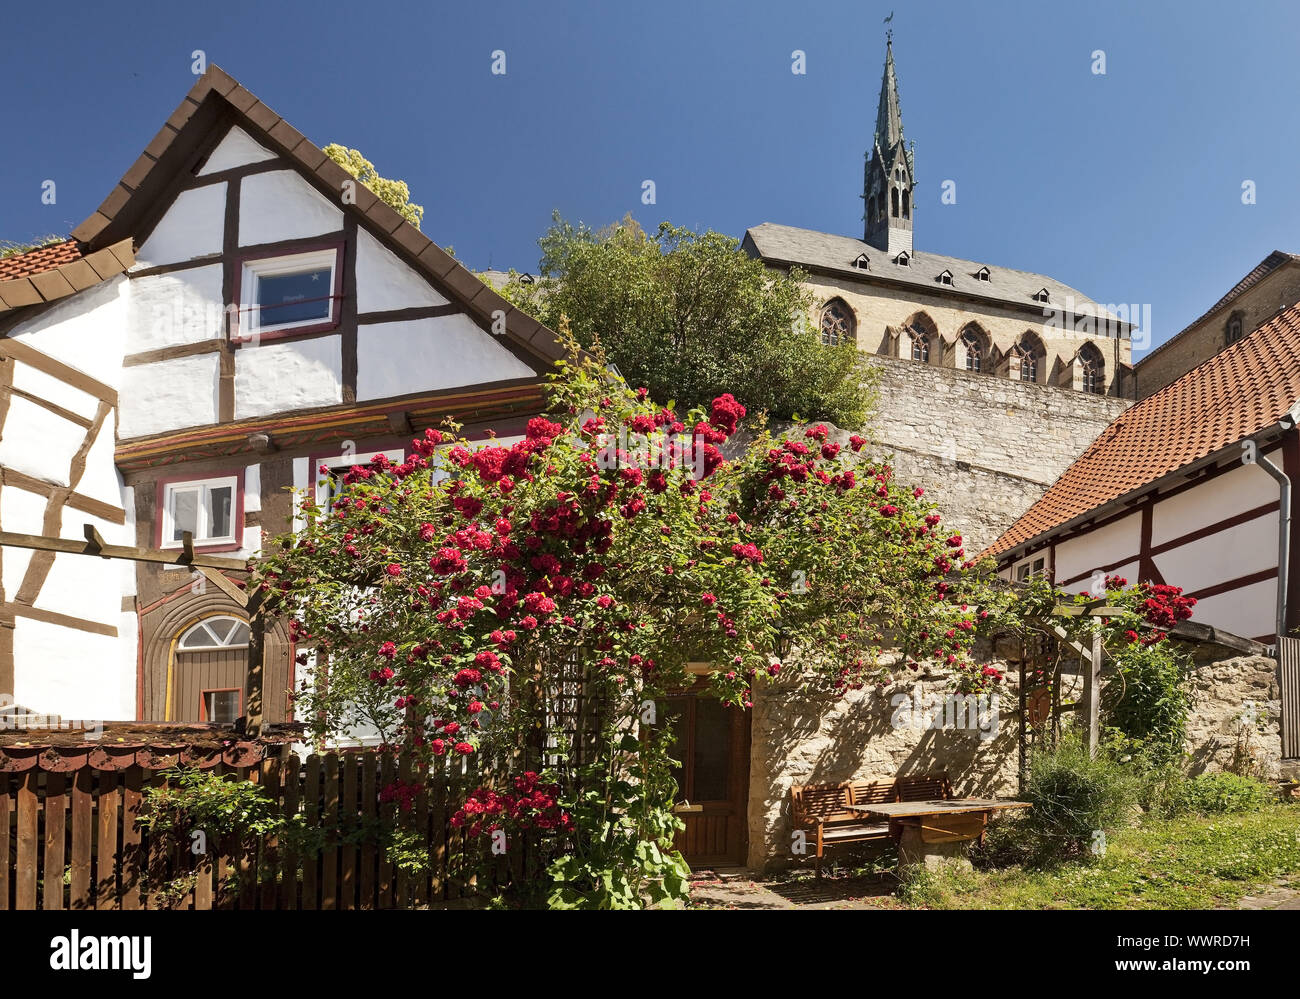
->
[790,774,954,873]
[790,781,892,874]
[894,773,953,802]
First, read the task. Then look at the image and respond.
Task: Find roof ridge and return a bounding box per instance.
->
[67,64,564,367]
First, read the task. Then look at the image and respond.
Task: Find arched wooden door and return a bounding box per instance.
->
[173,617,250,723]
[663,692,751,868]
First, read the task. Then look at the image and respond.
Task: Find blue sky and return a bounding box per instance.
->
[3,0,1298,355]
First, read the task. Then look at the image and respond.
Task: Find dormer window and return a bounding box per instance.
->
[1033,288,1050,304]
[975,267,991,282]
[937,269,954,286]
[852,253,870,270]
[519,272,535,285]
[894,251,910,267]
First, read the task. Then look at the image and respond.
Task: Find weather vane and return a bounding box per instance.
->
[884,10,894,42]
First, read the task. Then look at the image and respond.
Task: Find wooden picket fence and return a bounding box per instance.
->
[0,747,532,910]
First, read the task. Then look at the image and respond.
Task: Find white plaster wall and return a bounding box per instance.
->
[11,275,126,387]
[355,228,448,313]
[12,619,124,722]
[356,314,533,401]
[0,397,88,485]
[1150,459,1279,547]
[33,529,121,626]
[119,485,137,598]
[126,265,225,352]
[1192,579,1277,640]
[240,170,343,246]
[199,126,276,175]
[74,422,122,509]
[1152,512,1278,595]
[244,464,262,513]
[234,336,342,418]
[117,612,139,719]
[1054,511,1141,584]
[136,184,226,267]
[0,486,46,592]
[119,353,221,438]
[9,361,99,422]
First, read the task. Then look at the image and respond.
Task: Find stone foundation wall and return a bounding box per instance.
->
[746,663,1021,870]
[1184,652,1282,779]
[746,641,1285,870]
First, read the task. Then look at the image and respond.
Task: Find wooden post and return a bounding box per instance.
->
[1017,640,1027,795]
[1084,629,1102,756]
[243,589,267,738]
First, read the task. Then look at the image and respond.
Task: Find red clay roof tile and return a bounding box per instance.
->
[0,239,82,280]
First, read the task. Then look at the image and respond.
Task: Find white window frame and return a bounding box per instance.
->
[315,448,405,511]
[240,248,339,337]
[1015,555,1047,583]
[161,475,239,549]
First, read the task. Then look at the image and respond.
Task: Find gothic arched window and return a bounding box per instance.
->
[1227,314,1244,345]
[961,327,987,373]
[902,189,910,219]
[1014,333,1045,383]
[911,331,930,362]
[1079,343,1104,394]
[891,188,900,217]
[819,299,855,347]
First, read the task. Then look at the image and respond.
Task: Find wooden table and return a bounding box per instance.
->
[846,798,1030,871]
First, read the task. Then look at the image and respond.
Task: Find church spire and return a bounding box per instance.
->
[875,36,904,153]
[863,35,914,254]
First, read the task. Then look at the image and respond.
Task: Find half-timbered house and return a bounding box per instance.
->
[0,66,562,726]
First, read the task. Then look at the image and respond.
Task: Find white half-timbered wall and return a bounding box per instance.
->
[0,277,135,720]
[1006,450,1284,643]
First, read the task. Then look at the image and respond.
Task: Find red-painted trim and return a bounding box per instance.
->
[230,240,345,344]
[154,467,246,553]
[197,686,243,722]
[1184,567,1278,602]
[1001,442,1286,568]
[1057,500,1280,588]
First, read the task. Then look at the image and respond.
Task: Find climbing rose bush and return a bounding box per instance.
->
[259,336,1005,907]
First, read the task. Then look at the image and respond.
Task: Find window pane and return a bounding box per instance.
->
[181,626,218,649]
[692,698,732,801]
[206,691,240,723]
[207,618,235,643]
[227,622,250,646]
[257,267,332,327]
[207,485,233,539]
[171,488,199,541]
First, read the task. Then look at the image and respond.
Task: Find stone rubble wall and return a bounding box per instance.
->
[747,642,1285,870]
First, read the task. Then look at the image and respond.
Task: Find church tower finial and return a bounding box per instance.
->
[863,35,914,254]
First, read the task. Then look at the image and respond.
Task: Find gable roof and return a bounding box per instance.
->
[67,65,563,368]
[0,238,134,313]
[1135,250,1300,370]
[744,223,1129,329]
[985,300,1300,560]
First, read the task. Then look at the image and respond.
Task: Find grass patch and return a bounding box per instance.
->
[900,804,1300,910]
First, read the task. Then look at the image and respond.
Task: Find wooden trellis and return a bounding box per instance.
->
[1015,600,1119,791]
[0,524,272,737]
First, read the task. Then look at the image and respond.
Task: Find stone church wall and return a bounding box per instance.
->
[862,355,1130,552]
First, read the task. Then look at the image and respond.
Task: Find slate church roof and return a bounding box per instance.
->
[743,222,1127,328]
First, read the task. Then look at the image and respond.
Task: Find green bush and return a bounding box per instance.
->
[1159,772,1277,818]
[1018,738,1140,863]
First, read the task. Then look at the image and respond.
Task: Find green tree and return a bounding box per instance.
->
[323,144,424,229]
[499,215,876,427]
